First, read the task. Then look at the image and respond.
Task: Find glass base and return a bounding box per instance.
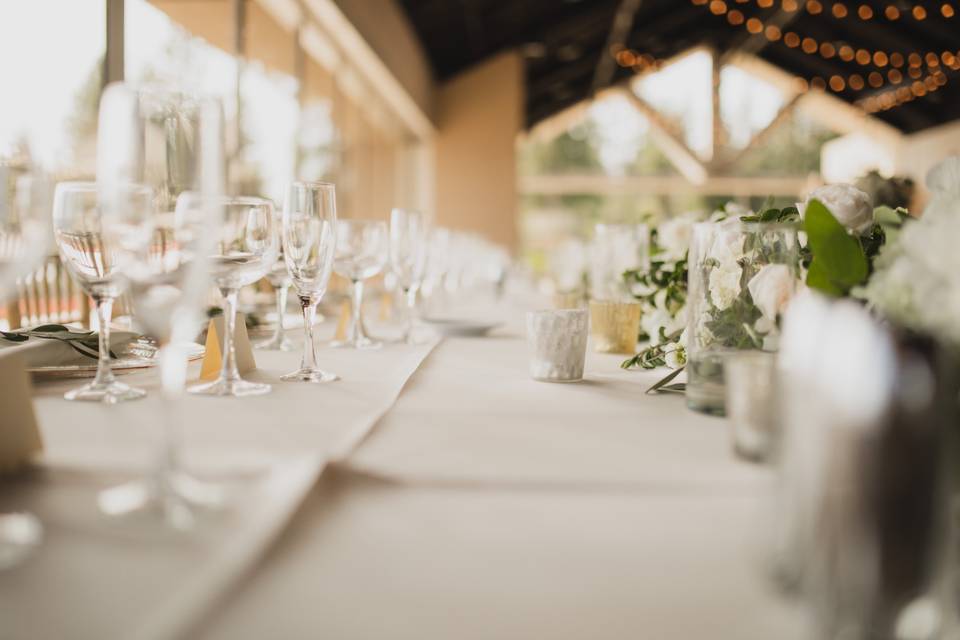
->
[0,512,42,570]
[64,379,146,404]
[98,473,225,532]
[280,368,339,383]
[254,333,295,351]
[685,394,727,417]
[187,377,272,397]
[331,336,382,350]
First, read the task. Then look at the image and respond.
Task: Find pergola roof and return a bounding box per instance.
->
[398,0,960,133]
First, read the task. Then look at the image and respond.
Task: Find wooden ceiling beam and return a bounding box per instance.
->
[592,0,644,93]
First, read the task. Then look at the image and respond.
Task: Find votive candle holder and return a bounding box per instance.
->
[526,308,589,382]
[589,300,641,354]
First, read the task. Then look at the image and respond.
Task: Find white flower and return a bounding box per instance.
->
[664,341,687,369]
[748,264,797,321]
[709,259,742,311]
[657,215,695,259]
[799,184,874,235]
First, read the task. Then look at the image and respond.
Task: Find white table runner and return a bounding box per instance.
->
[3,333,440,640]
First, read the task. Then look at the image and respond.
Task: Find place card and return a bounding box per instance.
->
[199,312,256,381]
[333,301,351,341]
[0,349,43,472]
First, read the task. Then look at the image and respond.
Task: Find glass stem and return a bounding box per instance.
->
[275,282,288,342]
[351,279,365,344]
[299,295,318,371]
[404,286,416,343]
[156,343,185,483]
[218,288,241,383]
[92,295,115,387]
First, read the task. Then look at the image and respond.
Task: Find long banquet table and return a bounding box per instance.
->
[3,305,812,639]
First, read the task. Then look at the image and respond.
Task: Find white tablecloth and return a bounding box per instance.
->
[5,313,810,639]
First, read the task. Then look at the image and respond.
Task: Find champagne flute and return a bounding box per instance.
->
[189,196,278,397]
[52,181,146,403]
[389,208,427,344]
[281,181,338,383]
[331,219,388,349]
[95,83,226,526]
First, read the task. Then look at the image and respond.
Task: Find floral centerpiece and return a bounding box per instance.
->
[622,183,910,402]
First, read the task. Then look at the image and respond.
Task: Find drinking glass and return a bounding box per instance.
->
[331,219,388,349]
[256,250,294,351]
[95,83,227,526]
[686,221,799,415]
[189,196,278,397]
[281,181,338,383]
[588,223,648,301]
[389,208,427,344]
[0,165,50,566]
[52,181,146,403]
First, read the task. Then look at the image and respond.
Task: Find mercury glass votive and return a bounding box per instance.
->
[724,351,778,462]
[589,300,641,354]
[526,308,589,382]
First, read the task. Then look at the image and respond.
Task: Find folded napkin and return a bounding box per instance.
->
[0,325,140,368]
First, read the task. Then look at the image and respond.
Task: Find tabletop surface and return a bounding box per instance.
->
[5,307,811,640]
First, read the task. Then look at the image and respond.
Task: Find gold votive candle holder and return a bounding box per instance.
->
[589,300,641,354]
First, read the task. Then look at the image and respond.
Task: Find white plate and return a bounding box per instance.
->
[421,318,502,337]
[28,341,205,378]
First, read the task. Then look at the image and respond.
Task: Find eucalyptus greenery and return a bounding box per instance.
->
[0,324,115,360]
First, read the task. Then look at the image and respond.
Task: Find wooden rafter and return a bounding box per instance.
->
[620,88,709,185]
[591,0,643,94]
[718,92,804,171]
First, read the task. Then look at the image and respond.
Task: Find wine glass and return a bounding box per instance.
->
[0,166,50,567]
[52,181,146,403]
[255,241,294,351]
[280,181,338,383]
[331,219,388,349]
[189,196,278,397]
[389,208,427,344]
[95,83,227,526]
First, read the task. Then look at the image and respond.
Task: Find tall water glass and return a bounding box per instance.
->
[189,197,278,397]
[96,83,227,525]
[52,182,146,403]
[0,166,50,566]
[588,223,648,301]
[332,219,388,349]
[281,181,338,383]
[389,208,427,343]
[686,221,799,415]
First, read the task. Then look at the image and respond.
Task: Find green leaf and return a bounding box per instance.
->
[803,199,868,292]
[873,205,902,227]
[805,258,845,297]
[759,208,780,222]
[646,365,685,395]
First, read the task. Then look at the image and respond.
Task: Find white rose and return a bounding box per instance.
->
[708,216,747,263]
[708,259,742,311]
[799,184,874,235]
[657,216,695,259]
[748,264,797,321]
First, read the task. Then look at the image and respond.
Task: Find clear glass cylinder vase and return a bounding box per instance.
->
[685,220,800,415]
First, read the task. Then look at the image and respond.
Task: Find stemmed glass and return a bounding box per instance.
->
[331,219,388,349]
[389,208,427,343]
[95,83,226,526]
[52,181,146,403]
[189,196,278,397]
[280,181,338,383]
[255,249,294,351]
[0,167,50,566]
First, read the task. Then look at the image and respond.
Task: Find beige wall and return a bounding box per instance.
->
[434,52,524,251]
